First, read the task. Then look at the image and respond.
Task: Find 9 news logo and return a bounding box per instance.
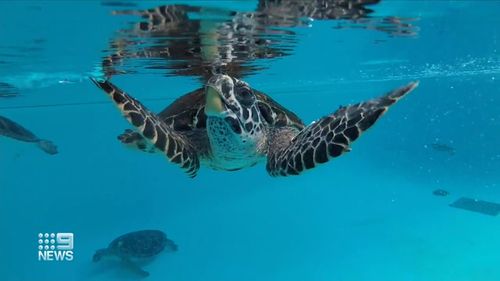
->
[37,232,74,262]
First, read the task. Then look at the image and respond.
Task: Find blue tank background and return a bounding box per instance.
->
[0,1,499,281]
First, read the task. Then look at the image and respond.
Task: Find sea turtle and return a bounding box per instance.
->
[0,115,58,155]
[432,189,449,197]
[91,74,418,177]
[93,230,177,277]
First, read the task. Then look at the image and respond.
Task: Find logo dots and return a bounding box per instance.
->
[38,233,56,246]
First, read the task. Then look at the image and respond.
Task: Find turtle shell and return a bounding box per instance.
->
[156,87,305,131]
[109,230,174,258]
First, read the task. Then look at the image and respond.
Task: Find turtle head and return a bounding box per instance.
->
[92,248,108,262]
[204,74,263,136]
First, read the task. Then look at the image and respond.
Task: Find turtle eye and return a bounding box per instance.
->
[237,87,255,106]
[240,89,251,96]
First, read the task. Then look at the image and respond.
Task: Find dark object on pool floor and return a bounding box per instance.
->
[433,189,449,196]
[430,143,456,155]
[93,230,177,277]
[92,75,418,178]
[450,197,500,216]
[0,115,58,155]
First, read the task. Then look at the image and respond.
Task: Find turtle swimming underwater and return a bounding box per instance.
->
[93,230,177,277]
[91,75,418,177]
[0,115,58,155]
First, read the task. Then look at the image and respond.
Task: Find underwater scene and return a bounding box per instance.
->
[0,0,499,280]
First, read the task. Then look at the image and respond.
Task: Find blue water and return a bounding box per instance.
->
[1,1,499,281]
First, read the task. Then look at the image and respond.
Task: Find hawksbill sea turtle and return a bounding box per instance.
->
[0,115,58,155]
[91,75,418,177]
[93,230,177,277]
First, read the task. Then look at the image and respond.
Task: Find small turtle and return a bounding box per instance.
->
[430,143,455,156]
[0,115,58,155]
[93,230,177,277]
[91,75,418,177]
[433,189,449,197]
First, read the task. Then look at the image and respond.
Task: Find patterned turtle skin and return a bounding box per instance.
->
[91,74,418,178]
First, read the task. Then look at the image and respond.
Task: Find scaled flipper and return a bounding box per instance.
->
[91,78,200,177]
[267,81,419,176]
[118,129,157,153]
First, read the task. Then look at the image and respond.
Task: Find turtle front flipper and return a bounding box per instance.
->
[118,129,157,154]
[121,257,150,278]
[266,81,419,176]
[36,139,58,155]
[91,78,200,178]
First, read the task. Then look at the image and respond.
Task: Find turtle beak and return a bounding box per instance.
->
[205,86,225,116]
